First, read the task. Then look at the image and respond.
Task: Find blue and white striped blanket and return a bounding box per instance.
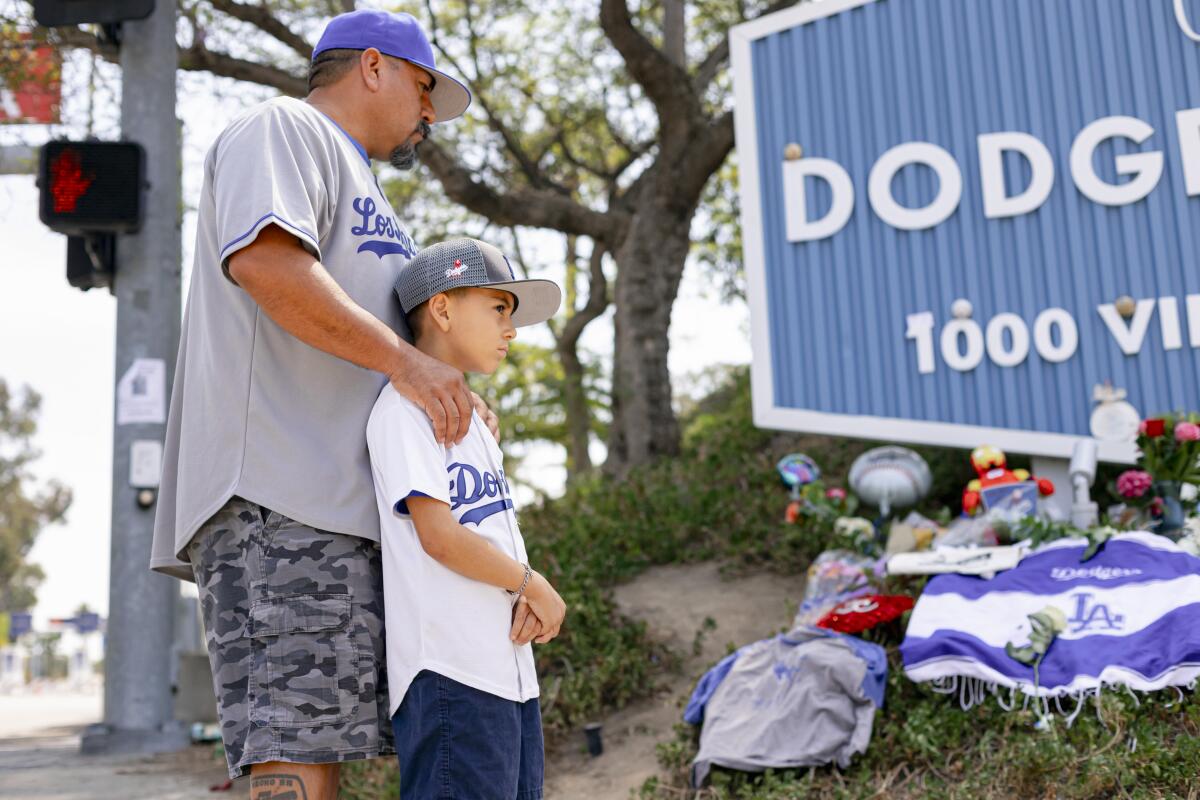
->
[901,532,1200,698]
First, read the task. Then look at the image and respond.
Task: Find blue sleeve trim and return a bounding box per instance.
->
[683,650,741,725]
[220,212,319,260]
[832,632,889,709]
[394,491,433,516]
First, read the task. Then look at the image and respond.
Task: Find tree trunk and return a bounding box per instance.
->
[558,340,594,480]
[556,238,608,483]
[605,205,693,476]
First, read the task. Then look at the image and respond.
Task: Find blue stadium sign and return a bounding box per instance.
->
[731,0,1200,461]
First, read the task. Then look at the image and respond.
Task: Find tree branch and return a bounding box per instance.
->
[695,0,802,94]
[598,0,696,123]
[422,0,557,192]
[206,0,313,60]
[420,141,627,245]
[48,25,119,62]
[558,240,609,352]
[182,42,306,96]
[678,109,735,202]
[52,24,307,95]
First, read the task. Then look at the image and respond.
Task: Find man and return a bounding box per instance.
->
[149,10,518,799]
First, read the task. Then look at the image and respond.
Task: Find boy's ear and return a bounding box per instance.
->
[428,292,453,332]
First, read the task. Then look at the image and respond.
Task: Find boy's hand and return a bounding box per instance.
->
[510,596,542,645]
[521,571,566,644]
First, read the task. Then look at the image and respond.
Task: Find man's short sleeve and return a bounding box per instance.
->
[369,401,451,517]
[212,103,329,279]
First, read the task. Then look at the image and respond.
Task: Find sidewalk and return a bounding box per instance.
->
[0,690,247,800]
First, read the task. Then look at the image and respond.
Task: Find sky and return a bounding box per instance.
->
[0,68,753,628]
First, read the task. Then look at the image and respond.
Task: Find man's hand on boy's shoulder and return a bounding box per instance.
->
[389,346,475,446]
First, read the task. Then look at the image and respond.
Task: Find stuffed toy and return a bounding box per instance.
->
[961,445,1054,516]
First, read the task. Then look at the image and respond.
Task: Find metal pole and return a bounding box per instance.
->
[81,0,186,756]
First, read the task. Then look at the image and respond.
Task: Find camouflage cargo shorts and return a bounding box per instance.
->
[188,496,395,779]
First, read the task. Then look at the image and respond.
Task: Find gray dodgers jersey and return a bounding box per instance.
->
[150,97,417,580]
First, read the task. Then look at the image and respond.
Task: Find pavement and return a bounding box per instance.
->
[0,688,248,800]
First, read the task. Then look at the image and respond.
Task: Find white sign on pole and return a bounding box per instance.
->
[116,357,166,425]
[129,440,163,488]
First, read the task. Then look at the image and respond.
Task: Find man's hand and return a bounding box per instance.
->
[388,348,474,446]
[472,392,501,444]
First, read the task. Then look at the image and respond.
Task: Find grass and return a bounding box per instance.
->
[639,655,1200,799]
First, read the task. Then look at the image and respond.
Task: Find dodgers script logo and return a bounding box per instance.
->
[1068,593,1125,634]
[350,196,416,259]
[448,462,513,525]
[446,260,467,278]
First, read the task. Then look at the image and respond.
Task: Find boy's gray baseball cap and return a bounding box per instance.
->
[396,238,562,330]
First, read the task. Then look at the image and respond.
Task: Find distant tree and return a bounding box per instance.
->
[0,380,71,612]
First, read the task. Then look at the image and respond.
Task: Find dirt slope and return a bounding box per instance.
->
[544,562,801,800]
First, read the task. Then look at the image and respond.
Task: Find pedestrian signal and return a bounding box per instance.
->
[38,140,144,235]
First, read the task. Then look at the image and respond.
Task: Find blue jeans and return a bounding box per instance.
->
[392,670,544,799]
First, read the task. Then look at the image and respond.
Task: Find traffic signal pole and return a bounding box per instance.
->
[81,0,185,755]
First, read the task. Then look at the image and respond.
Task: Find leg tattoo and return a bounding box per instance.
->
[250,773,309,800]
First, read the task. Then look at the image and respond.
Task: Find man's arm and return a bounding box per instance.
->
[407,495,566,644]
[227,224,474,445]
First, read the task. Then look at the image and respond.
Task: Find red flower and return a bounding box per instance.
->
[1140,418,1166,438]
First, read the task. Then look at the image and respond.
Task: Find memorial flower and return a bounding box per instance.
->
[1140,418,1166,438]
[1175,422,1200,442]
[1116,470,1153,499]
[1133,412,1200,492]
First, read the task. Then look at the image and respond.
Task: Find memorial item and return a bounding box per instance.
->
[901,533,1200,718]
[886,544,1025,577]
[684,627,886,785]
[848,446,932,518]
[961,445,1054,517]
[815,594,914,634]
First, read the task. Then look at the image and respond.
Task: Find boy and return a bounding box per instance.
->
[366,238,567,799]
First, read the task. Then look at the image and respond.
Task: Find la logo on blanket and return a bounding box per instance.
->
[448,462,513,525]
[1067,593,1124,634]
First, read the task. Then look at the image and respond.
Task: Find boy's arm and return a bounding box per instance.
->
[407,496,566,644]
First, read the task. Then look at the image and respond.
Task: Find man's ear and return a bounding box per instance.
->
[359,47,385,92]
[428,292,452,332]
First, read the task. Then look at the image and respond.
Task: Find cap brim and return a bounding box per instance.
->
[422,66,472,122]
[487,279,562,327]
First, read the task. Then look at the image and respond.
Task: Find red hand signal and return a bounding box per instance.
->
[49,147,94,213]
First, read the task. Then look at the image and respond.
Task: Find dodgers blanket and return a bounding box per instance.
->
[901,532,1200,698]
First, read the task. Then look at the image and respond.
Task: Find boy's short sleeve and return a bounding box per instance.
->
[212,104,328,280]
[369,401,451,517]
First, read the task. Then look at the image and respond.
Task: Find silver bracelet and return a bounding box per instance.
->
[511,563,532,597]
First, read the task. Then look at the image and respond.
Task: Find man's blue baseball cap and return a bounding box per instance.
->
[313,9,471,121]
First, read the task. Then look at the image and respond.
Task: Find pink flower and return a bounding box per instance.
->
[1175,422,1200,442]
[1116,470,1153,499]
[826,488,847,501]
